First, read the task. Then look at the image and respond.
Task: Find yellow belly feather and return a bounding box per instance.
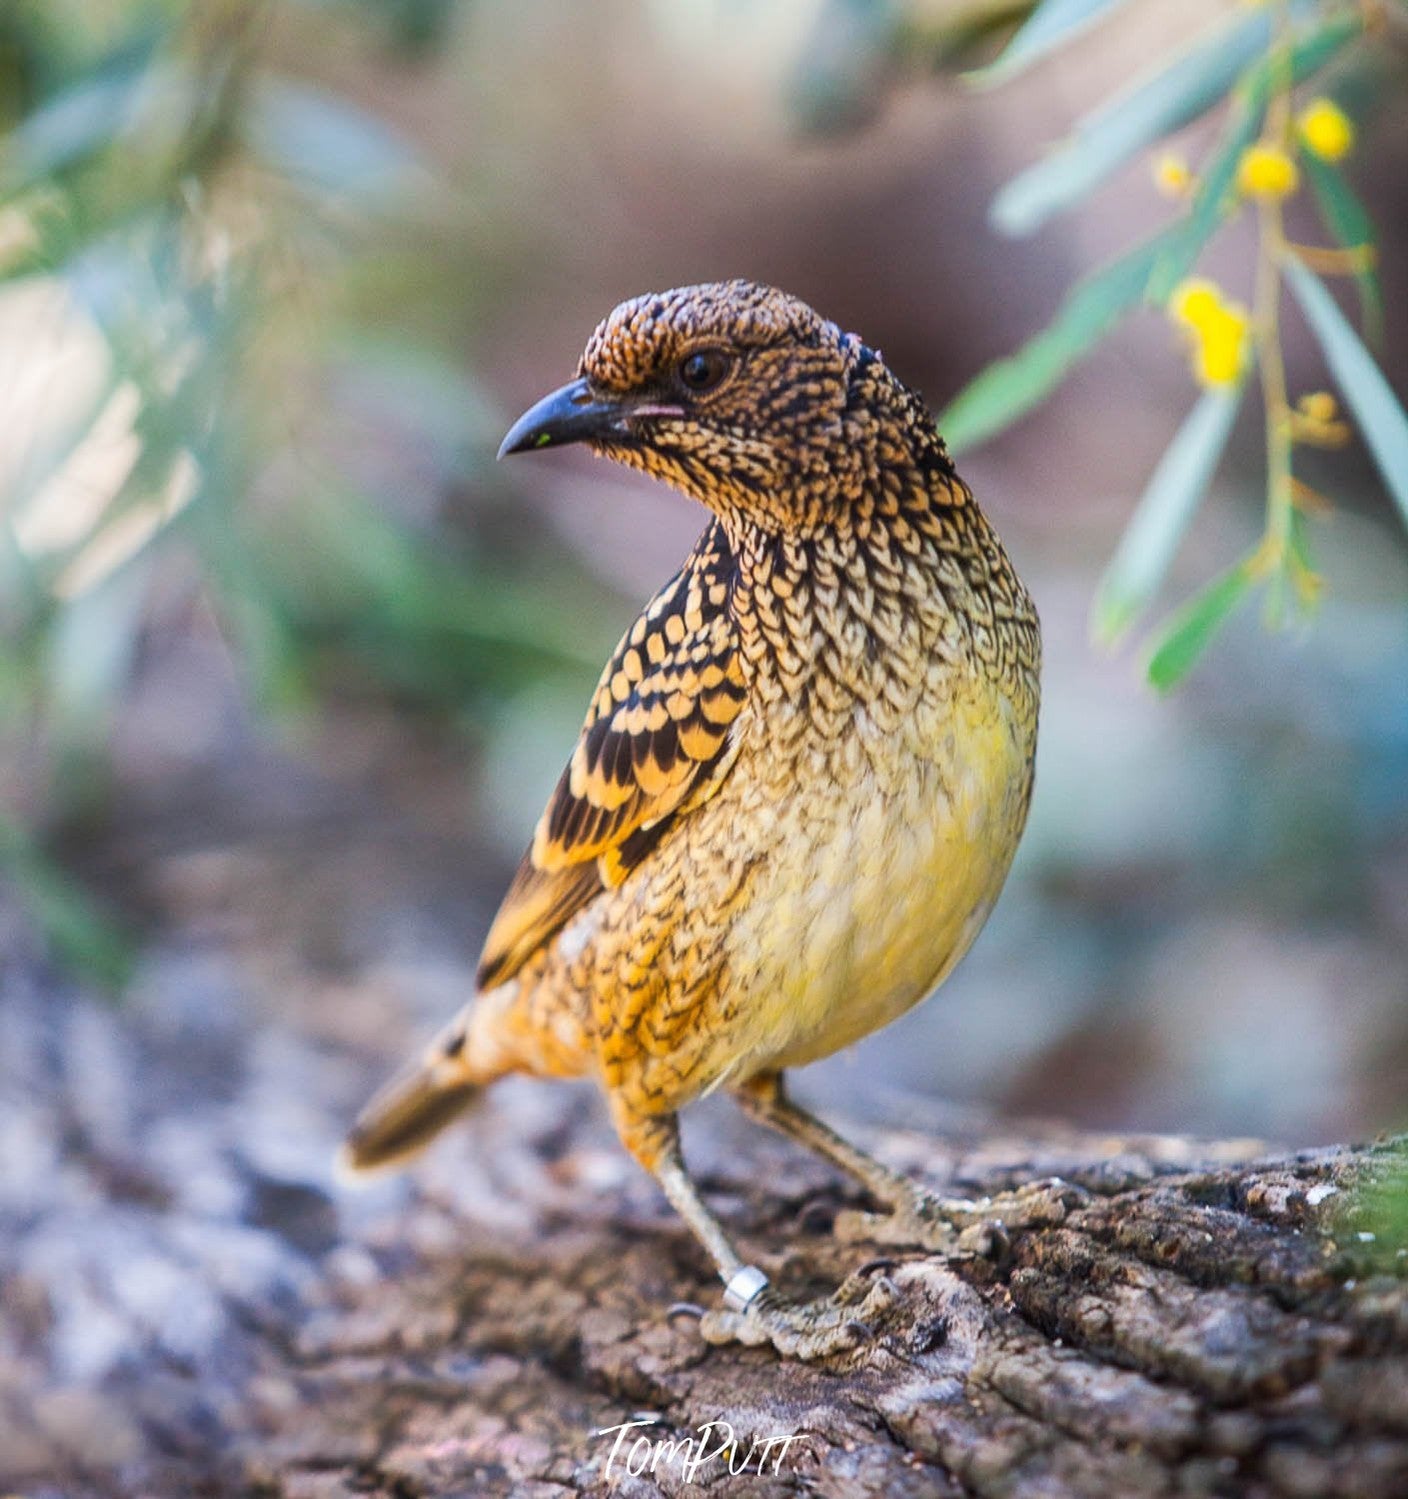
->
[720,681,1033,1079]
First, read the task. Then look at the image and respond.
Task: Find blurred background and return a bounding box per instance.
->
[4,0,1408,1480]
[3,0,1408,1430]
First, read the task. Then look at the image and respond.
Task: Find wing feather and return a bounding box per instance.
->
[476,522,745,990]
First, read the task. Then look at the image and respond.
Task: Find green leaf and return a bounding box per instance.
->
[950,8,1362,447]
[1145,559,1255,691]
[939,221,1181,452]
[785,0,903,134]
[971,0,1133,86]
[0,814,133,991]
[1093,383,1243,644]
[1145,95,1261,304]
[1302,152,1383,348]
[239,78,423,200]
[1285,257,1408,535]
[1146,11,1361,303]
[44,554,153,743]
[5,26,163,185]
[990,9,1268,237]
[9,69,139,181]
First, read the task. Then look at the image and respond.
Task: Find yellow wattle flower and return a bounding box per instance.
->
[1298,391,1338,425]
[1168,277,1223,330]
[1153,151,1192,198]
[1194,303,1250,388]
[1298,99,1354,163]
[1293,390,1350,448]
[1237,142,1300,201]
[1167,279,1249,387]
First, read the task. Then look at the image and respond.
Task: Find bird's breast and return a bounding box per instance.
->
[718,602,1037,1075]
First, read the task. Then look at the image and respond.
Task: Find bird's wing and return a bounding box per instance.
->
[476,521,746,989]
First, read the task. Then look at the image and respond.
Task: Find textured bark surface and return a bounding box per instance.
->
[4,880,1408,1499]
[7,900,1408,1499]
[244,1134,1408,1499]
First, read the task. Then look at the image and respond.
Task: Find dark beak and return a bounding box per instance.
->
[497,377,626,460]
[497,377,683,460]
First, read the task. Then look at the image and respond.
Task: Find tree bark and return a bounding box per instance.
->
[231,1130,1407,1499]
[4,920,1406,1499]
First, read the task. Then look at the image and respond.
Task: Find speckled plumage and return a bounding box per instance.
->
[345,281,1041,1356]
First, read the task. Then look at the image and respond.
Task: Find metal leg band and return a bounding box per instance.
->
[722,1264,770,1312]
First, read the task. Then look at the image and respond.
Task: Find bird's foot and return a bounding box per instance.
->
[696,1264,898,1359]
[835,1178,1087,1258]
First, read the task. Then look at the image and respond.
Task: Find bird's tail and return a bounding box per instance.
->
[339,1006,501,1176]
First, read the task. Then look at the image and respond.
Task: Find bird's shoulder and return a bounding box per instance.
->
[476,520,747,990]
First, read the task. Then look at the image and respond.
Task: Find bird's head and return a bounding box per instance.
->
[498,280,940,532]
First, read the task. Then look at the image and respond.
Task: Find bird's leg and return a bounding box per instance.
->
[735,1073,1082,1255]
[611,1102,894,1359]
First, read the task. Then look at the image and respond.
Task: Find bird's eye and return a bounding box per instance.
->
[677,349,730,393]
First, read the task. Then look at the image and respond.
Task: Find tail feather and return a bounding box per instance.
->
[339,1067,483,1175]
[340,1008,496,1176]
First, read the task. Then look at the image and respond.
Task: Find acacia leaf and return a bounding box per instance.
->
[1145,559,1255,691]
[971,0,1133,85]
[1302,152,1383,348]
[939,221,1181,452]
[991,9,1268,237]
[1093,384,1243,644]
[1146,11,1361,302]
[1285,258,1408,535]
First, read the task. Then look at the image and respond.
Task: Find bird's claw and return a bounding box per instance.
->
[665,1300,707,1326]
[697,1269,898,1359]
[835,1178,1088,1257]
